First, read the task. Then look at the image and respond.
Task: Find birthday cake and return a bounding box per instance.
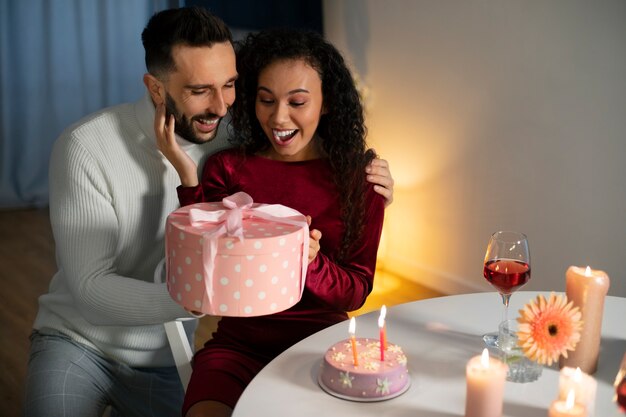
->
[318,337,410,401]
[164,192,308,317]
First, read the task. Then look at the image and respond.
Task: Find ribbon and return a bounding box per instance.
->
[181,192,309,314]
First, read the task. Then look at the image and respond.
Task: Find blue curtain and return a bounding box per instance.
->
[0,0,173,208]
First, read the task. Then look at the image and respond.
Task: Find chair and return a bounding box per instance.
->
[155,258,195,390]
[163,319,194,390]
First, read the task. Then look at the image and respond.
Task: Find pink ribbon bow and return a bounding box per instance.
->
[188,191,255,242]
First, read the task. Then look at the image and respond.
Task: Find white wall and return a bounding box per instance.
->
[324,0,626,297]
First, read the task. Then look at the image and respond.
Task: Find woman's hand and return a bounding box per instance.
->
[306,215,322,264]
[154,103,199,187]
[366,156,394,207]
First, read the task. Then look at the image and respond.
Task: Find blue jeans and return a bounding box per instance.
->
[24,331,184,417]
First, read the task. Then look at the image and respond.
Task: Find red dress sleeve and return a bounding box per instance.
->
[176,151,234,206]
[304,184,385,312]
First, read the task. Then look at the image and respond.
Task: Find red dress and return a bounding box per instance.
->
[178,149,385,411]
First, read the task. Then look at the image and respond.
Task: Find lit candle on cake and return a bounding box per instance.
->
[549,389,588,417]
[559,367,597,416]
[378,305,387,361]
[560,266,610,374]
[465,349,508,417]
[348,317,358,367]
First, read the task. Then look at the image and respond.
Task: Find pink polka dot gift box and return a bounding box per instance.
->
[165,192,308,317]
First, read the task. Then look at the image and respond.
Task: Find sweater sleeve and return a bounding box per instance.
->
[49,133,191,326]
[304,185,385,312]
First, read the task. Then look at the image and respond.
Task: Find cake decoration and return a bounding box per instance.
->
[318,337,410,401]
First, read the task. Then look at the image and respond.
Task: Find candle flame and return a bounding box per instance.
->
[585,266,592,276]
[378,305,387,328]
[574,367,582,382]
[349,321,359,367]
[480,348,490,368]
[565,389,576,409]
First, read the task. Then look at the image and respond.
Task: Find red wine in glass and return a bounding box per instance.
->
[483,259,531,295]
[482,231,530,347]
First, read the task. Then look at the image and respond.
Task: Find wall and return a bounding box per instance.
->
[324,0,626,297]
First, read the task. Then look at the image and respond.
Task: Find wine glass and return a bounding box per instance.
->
[482,231,531,347]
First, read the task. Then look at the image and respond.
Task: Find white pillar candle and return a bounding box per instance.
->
[549,389,588,417]
[465,349,508,417]
[559,367,597,416]
[560,266,610,374]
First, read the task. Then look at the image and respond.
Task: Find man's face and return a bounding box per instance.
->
[162,42,237,144]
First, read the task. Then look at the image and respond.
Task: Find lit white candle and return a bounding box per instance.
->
[465,349,508,417]
[348,317,358,367]
[614,352,626,389]
[378,305,387,361]
[559,367,597,416]
[549,389,588,417]
[560,266,610,374]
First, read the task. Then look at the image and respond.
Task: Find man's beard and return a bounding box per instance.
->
[164,93,221,145]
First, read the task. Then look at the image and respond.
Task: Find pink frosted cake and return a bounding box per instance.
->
[165,192,308,317]
[318,337,410,401]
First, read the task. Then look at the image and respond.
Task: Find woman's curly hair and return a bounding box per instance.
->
[230,28,376,261]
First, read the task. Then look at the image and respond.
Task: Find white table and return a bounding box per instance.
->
[233,291,625,417]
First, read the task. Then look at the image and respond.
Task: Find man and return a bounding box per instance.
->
[24,7,394,417]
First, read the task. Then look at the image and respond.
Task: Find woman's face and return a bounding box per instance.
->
[255,59,324,162]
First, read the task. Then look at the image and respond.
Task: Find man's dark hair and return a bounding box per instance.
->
[141,6,232,78]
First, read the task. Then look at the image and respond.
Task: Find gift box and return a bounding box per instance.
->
[165,192,308,317]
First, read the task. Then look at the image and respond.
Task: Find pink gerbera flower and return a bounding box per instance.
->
[516,293,583,366]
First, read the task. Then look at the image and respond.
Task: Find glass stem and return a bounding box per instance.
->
[501,293,511,323]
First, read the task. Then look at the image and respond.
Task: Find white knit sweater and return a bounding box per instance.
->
[34,93,231,367]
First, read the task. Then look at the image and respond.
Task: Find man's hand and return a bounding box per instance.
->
[366,156,394,207]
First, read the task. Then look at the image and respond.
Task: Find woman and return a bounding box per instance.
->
[157,28,385,417]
